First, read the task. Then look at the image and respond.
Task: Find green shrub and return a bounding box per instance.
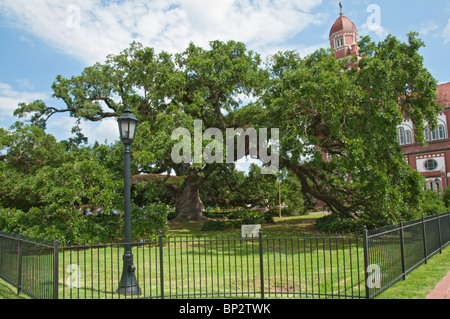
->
[0,207,28,234]
[281,207,297,216]
[201,211,277,232]
[420,190,446,216]
[241,210,274,224]
[225,210,242,219]
[201,220,231,231]
[266,208,279,217]
[315,214,389,233]
[167,210,177,220]
[0,203,168,244]
[443,187,450,209]
[8,206,96,243]
[131,203,169,239]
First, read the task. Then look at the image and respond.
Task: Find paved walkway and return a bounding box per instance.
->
[426,271,450,299]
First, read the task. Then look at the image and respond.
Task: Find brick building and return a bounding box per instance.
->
[399,83,450,192]
[324,7,450,191]
[329,8,450,193]
[329,7,359,60]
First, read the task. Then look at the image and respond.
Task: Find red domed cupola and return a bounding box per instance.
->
[329,2,359,60]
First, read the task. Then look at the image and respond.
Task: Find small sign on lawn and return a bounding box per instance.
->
[241,224,261,238]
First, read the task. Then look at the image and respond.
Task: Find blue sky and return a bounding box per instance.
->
[1,0,450,146]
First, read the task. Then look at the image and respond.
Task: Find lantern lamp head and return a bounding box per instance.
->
[118,108,138,145]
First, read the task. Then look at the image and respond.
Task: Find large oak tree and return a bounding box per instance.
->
[15,40,266,221]
[14,33,441,223]
[254,33,441,222]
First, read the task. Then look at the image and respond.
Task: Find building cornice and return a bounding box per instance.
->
[329,29,357,40]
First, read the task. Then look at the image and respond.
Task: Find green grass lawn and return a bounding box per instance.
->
[0,279,29,299]
[376,245,449,299]
[52,215,363,300]
[167,214,324,237]
[0,214,448,300]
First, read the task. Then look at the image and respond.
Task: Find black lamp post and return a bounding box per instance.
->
[116,107,141,296]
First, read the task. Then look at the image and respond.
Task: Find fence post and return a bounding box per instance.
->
[448,212,450,245]
[421,216,428,264]
[362,226,370,299]
[0,234,3,278]
[17,232,22,295]
[258,229,264,300]
[399,220,406,280]
[53,237,59,300]
[159,231,164,299]
[437,214,442,254]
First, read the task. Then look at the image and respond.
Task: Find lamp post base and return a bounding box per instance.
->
[116,284,141,297]
[116,252,141,297]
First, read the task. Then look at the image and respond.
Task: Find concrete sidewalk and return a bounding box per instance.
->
[426,271,450,299]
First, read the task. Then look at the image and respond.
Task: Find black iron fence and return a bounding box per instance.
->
[363,212,450,299]
[55,231,366,300]
[0,212,449,299]
[0,231,57,299]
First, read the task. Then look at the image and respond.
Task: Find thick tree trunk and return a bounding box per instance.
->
[174,178,206,221]
[280,158,356,219]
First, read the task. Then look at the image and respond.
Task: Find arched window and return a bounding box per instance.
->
[435,180,441,192]
[431,128,437,140]
[405,130,411,144]
[438,125,445,139]
[398,127,405,145]
[424,128,430,141]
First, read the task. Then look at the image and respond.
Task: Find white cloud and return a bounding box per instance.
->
[19,35,35,47]
[0,0,326,142]
[359,22,388,39]
[419,21,439,36]
[443,19,450,44]
[79,118,119,144]
[0,82,117,144]
[357,3,388,39]
[235,156,262,174]
[44,115,120,144]
[0,82,48,116]
[0,0,324,64]
[297,42,329,57]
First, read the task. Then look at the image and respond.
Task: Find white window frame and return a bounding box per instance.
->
[398,127,405,145]
[424,128,430,141]
[438,125,445,139]
[423,159,438,171]
[431,128,437,141]
[405,130,411,144]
